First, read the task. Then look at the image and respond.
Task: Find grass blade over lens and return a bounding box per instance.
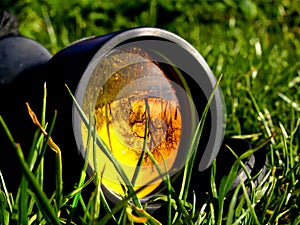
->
[66,84,142,208]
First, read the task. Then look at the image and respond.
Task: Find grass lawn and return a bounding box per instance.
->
[0,0,299,224]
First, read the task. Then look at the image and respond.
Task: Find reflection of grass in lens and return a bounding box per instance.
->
[92,46,182,198]
[95,97,181,166]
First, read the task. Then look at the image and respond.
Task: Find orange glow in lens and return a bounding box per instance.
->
[84,46,183,198]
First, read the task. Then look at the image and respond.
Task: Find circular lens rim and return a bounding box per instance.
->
[72,27,226,201]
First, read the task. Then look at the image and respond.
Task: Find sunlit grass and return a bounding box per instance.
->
[0,0,299,224]
[0,76,297,224]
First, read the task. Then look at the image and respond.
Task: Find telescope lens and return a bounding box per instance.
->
[73,29,224,203]
[95,47,182,168]
[78,41,198,198]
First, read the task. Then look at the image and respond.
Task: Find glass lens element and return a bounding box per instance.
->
[81,46,192,198]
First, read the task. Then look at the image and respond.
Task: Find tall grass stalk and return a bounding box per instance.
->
[0,116,61,225]
[66,85,143,209]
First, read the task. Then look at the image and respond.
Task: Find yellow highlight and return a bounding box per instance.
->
[81,46,183,199]
[94,97,181,198]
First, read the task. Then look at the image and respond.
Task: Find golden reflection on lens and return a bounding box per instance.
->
[91,46,182,198]
[96,97,181,166]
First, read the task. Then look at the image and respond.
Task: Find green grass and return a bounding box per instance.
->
[0,0,300,224]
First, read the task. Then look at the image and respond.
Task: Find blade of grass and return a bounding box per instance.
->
[41,5,58,51]
[268,183,289,225]
[195,202,208,224]
[217,158,240,225]
[93,113,116,223]
[143,147,191,224]
[131,98,149,187]
[21,130,48,222]
[245,85,276,146]
[226,183,242,225]
[220,136,272,200]
[66,107,93,225]
[61,173,95,207]
[181,74,223,201]
[260,167,277,223]
[0,174,10,225]
[97,162,174,224]
[217,137,271,225]
[235,193,246,220]
[173,74,223,224]
[275,209,291,225]
[98,195,131,225]
[160,153,172,225]
[240,181,261,225]
[128,205,162,225]
[209,202,216,225]
[26,103,63,211]
[118,207,127,225]
[41,82,47,127]
[210,160,218,200]
[0,116,61,225]
[292,215,300,225]
[37,82,47,207]
[66,84,142,208]
[0,171,13,213]
[191,191,196,218]
[91,116,102,223]
[26,189,53,224]
[231,205,254,225]
[226,145,255,193]
[18,86,48,224]
[19,175,29,224]
[126,205,148,224]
